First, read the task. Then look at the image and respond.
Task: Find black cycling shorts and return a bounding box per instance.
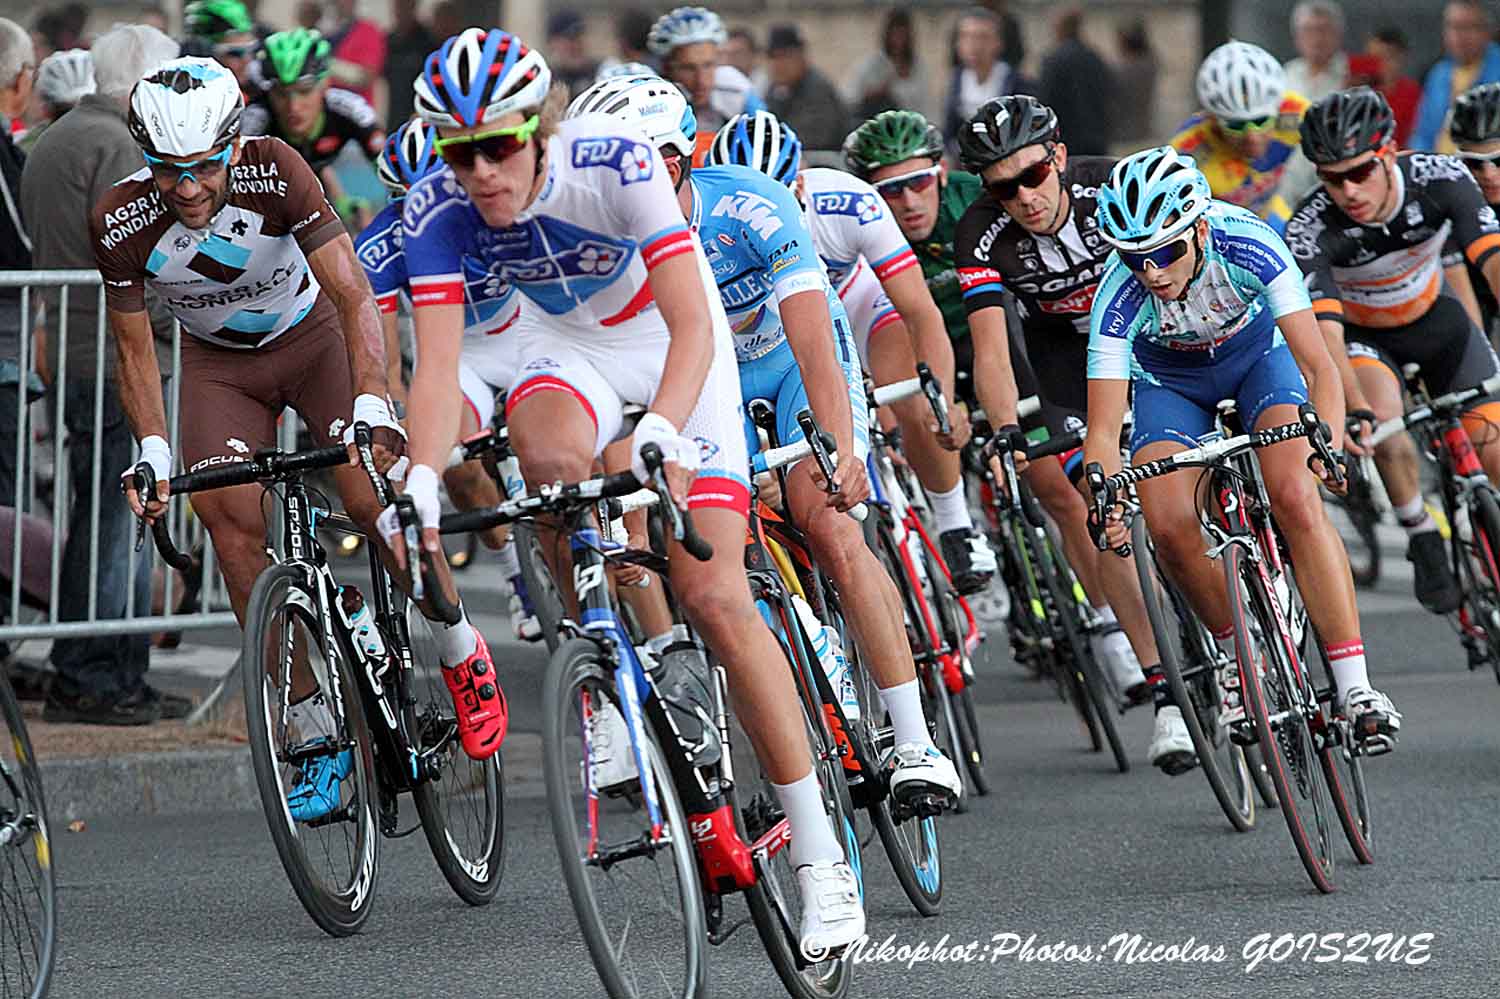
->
[1345,289,1499,398]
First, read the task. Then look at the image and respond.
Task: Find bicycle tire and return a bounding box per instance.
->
[242,564,381,935]
[1130,517,1255,831]
[1304,637,1374,865]
[0,671,56,999]
[399,599,507,906]
[1465,486,1500,669]
[931,560,989,797]
[1224,546,1336,893]
[517,522,568,652]
[541,639,706,999]
[1041,534,1127,771]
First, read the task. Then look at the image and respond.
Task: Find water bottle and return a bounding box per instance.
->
[340,586,389,671]
[790,595,860,723]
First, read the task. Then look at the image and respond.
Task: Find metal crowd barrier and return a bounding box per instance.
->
[0,269,301,721]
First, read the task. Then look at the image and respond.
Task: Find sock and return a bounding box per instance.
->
[929,481,974,534]
[877,679,932,748]
[1326,638,1370,703]
[1144,664,1171,712]
[496,538,521,578]
[1394,496,1436,536]
[646,631,674,658]
[288,691,336,742]
[1095,604,1118,628]
[438,606,479,667]
[1212,625,1236,663]
[773,769,846,869]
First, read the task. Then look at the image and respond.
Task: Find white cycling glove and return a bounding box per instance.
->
[631,412,700,484]
[346,393,409,480]
[123,435,172,489]
[375,463,442,545]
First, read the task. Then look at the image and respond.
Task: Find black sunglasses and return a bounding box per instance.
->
[1317,157,1383,187]
[985,149,1056,202]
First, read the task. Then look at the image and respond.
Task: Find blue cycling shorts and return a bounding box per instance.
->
[738,308,869,462]
[1129,319,1308,455]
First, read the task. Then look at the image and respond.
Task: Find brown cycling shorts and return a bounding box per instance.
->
[177,299,353,474]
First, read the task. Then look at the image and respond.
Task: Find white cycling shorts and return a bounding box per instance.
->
[838,260,903,371]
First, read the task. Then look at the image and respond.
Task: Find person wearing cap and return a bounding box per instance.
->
[547,10,599,99]
[764,24,849,152]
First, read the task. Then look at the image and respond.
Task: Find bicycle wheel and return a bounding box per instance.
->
[0,673,56,998]
[1463,486,1500,670]
[542,639,706,999]
[242,564,381,935]
[1308,645,1375,865]
[1131,517,1254,831]
[401,599,507,906]
[930,557,989,797]
[517,522,568,652]
[1224,546,1336,893]
[1041,535,1126,771]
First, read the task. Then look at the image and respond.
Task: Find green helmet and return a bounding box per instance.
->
[843,110,945,179]
[259,29,332,87]
[185,0,253,43]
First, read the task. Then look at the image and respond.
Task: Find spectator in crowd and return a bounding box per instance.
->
[429,1,464,42]
[1354,27,1422,147]
[956,0,1025,73]
[845,9,933,122]
[1414,0,1500,152]
[139,6,169,33]
[34,4,87,54]
[295,1,323,31]
[1111,18,1159,144]
[597,7,657,76]
[1284,1,1349,104]
[724,27,766,96]
[325,0,386,106]
[943,7,1026,155]
[383,0,435,129]
[20,48,92,153]
[0,18,34,512]
[1038,7,1113,156]
[764,23,849,152]
[182,0,259,101]
[547,10,599,100]
[19,23,189,726]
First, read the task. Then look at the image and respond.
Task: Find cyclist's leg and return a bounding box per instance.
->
[1024,456,1105,601]
[444,356,506,549]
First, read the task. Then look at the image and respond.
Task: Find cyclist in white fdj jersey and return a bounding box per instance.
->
[391,29,865,955]
[1083,146,1402,751]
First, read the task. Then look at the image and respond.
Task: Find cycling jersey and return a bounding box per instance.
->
[1285,152,1500,329]
[91,136,344,348]
[1170,92,1309,231]
[911,170,985,341]
[955,155,1115,412]
[242,87,386,174]
[797,167,917,295]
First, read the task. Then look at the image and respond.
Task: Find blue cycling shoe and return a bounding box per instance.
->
[287,747,353,822]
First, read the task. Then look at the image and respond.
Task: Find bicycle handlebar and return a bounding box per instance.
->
[796,409,868,523]
[1368,371,1500,446]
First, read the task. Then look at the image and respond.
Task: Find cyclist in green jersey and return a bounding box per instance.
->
[845,110,1146,692]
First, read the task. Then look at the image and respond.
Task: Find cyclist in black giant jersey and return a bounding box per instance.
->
[953,97,1192,769]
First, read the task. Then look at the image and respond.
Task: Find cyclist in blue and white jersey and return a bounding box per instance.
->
[705,109,999,594]
[570,75,965,808]
[355,117,540,641]
[648,7,764,139]
[393,29,865,953]
[1082,146,1402,751]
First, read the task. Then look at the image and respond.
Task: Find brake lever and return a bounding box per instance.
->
[916,362,951,437]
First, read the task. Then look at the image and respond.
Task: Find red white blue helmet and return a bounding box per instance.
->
[706,111,802,188]
[378,118,442,195]
[413,28,551,128]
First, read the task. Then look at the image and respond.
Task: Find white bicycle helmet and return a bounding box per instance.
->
[1096,146,1213,252]
[128,57,244,157]
[414,28,552,129]
[36,49,95,108]
[596,61,659,83]
[567,75,697,160]
[1196,40,1286,122]
[647,7,727,57]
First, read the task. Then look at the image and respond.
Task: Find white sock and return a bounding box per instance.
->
[288,691,336,742]
[1327,639,1371,704]
[646,631,674,657]
[878,679,932,748]
[1212,626,1236,663]
[1095,604,1118,627]
[496,539,521,579]
[772,769,846,869]
[1394,496,1436,536]
[928,481,973,534]
[438,606,479,667]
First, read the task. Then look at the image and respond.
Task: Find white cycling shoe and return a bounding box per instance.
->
[796,859,865,961]
[1341,685,1402,755]
[508,591,541,643]
[587,700,639,791]
[1148,706,1196,775]
[887,742,962,811]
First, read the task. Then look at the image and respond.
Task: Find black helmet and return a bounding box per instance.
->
[1299,86,1396,165]
[957,96,1059,173]
[1452,82,1500,145]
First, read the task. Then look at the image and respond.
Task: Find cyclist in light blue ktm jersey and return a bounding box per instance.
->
[355,117,540,641]
[1082,146,1402,755]
[393,29,865,954]
[568,75,965,810]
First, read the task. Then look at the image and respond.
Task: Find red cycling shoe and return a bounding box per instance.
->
[443,631,507,760]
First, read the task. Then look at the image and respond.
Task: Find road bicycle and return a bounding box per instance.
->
[0,666,54,998]
[135,426,505,934]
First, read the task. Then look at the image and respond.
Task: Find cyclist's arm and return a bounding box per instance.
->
[967,304,1020,429]
[646,252,714,430]
[1481,253,1500,312]
[781,289,856,461]
[1447,259,1485,330]
[881,264,957,410]
[110,306,169,444]
[1082,378,1128,481]
[407,303,464,474]
[307,233,389,400]
[1281,308,1346,452]
[1316,318,1370,418]
[382,310,407,408]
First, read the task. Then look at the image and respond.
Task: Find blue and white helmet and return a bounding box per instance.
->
[566,75,698,160]
[378,118,442,195]
[414,28,552,129]
[706,111,802,188]
[647,7,727,56]
[127,57,244,157]
[1096,146,1213,252]
[596,61,659,83]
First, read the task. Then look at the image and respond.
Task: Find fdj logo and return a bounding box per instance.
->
[571,137,654,184]
[710,191,784,240]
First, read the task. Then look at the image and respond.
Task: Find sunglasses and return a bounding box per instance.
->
[143,144,233,189]
[1119,237,1191,273]
[1461,149,1500,171]
[1317,156,1384,187]
[1219,114,1276,135]
[985,149,1056,202]
[873,164,941,200]
[272,80,322,99]
[434,115,540,170]
[213,43,256,60]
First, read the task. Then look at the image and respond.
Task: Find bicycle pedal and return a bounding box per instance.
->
[891,790,951,822]
[1228,720,1258,747]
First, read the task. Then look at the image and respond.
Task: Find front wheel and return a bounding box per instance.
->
[1042,533,1126,772]
[0,672,56,998]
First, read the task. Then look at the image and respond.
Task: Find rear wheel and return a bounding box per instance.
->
[1462,486,1500,669]
[517,523,567,652]
[1042,534,1126,772]
[0,672,56,998]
